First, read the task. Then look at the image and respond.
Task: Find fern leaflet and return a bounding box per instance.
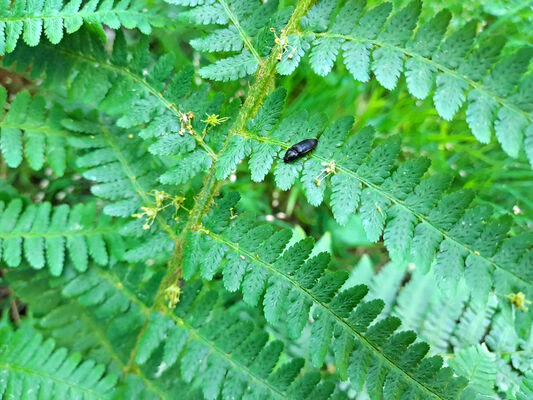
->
[0,0,168,55]
[0,87,82,175]
[0,199,122,275]
[5,264,343,400]
[183,192,468,400]
[0,319,117,399]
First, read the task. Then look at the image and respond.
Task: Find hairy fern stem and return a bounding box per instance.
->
[151,0,317,313]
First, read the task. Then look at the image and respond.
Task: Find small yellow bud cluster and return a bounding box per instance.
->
[132,190,187,229]
[132,206,159,230]
[201,113,230,127]
[315,160,337,186]
[165,284,181,309]
[270,27,297,61]
[152,190,172,208]
[178,111,195,136]
[507,291,532,311]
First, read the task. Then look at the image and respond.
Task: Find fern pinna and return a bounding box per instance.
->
[0,0,169,55]
[1,0,532,399]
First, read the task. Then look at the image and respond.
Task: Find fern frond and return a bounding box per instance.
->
[223,89,533,302]
[366,261,407,315]
[164,0,533,163]
[448,344,498,400]
[0,0,168,55]
[165,0,291,81]
[5,266,179,399]
[8,267,127,360]
[288,0,533,164]
[344,253,529,399]
[3,28,222,167]
[183,193,468,399]
[77,138,180,267]
[7,264,340,400]
[135,283,338,400]
[343,258,407,317]
[518,373,533,400]
[0,199,121,275]
[451,294,498,348]
[0,87,83,175]
[74,132,158,215]
[353,252,533,399]
[0,319,117,399]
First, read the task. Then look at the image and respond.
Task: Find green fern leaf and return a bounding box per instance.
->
[433,20,477,69]
[180,3,228,25]
[494,106,527,158]
[0,200,119,274]
[190,194,469,399]
[331,174,361,226]
[2,28,221,174]
[277,34,312,75]
[451,295,497,348]
[191,27,242,52]
[274,0,533,161]
[343,41,372,82]
[8,264,338,399]
[404,59,436,100]
[449,345,498,399]
[0,0,168,55]
[0,321,117,399]
[300,0,336,32]
[465,90,498,143]
[159,151,212,185]
[379,1,420,46]
[310,36,342,77]
[229,105,533,298]
[329,0,365,35]
[64,264,336,399]
[406,9,450,57]
[372,47,404,90]
[200,51,258,82]
[354,2,392,38]
[370,1,420,89]
[246,87,286,136]
[215,135,251,179]
[434,74,468,121]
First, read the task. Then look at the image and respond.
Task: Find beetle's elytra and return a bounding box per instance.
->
[283,139,318,163]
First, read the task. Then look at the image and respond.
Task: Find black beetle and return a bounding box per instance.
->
[283,139,318,163]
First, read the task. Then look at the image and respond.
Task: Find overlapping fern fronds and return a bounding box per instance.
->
[213,88,533,304]
[177,0,533,165]
[165,0,293,82]
[349,255,532,399]
[1,1,531,399]
[5,264,345,400]
[2,28,229,172]
[0,0,169,55]
[181,192,469,400]
[295,0,533,164]
[0,318,118,399]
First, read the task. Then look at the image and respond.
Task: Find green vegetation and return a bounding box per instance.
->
[0,0,532,399]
